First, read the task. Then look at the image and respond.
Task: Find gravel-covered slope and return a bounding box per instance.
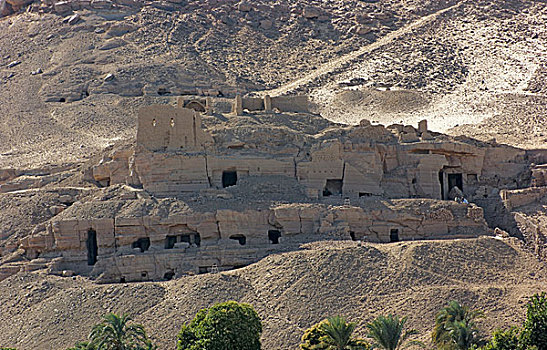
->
[0,237,545,349]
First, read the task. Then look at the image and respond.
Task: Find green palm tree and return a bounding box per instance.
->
[319,316,370,350]
[366,314,422,350]
[432,301,483,349]
[432,301,480,345]
[89,313,153,350]
[444,320,482,350]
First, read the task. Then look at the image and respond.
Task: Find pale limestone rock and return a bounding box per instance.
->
[237,1,251,12]
[303,6,320,19]
[260,19,272,30]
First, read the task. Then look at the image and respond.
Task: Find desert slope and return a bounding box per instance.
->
[2,0,546,170]
[0,237,545,349]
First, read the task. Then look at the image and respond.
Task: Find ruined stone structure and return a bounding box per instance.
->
[5,96,544,282]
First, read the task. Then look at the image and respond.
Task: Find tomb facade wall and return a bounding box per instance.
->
[22,200,490,282]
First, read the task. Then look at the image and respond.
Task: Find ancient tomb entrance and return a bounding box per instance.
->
[323,179,343,197]
[165,235,177,249]
[86,228,98,266]
[165,232,201,249]
[222,171,238,188]
[164,270,175,280]
[229,234,246,245]
[268,230,281,244]
[132,237,151,252]
[390,229,399,243]
[448,173,463,193]
[439,170,464,200]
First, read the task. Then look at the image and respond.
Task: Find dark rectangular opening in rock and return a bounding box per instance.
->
[165,235,177,249]
[229,234,246,245]
[323,179,343,197]
[86,228,98,266]
[164,270,175,280]
[268,230,281,244]
[222,171,237,188]
[448,173,463,193]
[390,229,399,242]
[132,237,151,253]
[198,266,209,274]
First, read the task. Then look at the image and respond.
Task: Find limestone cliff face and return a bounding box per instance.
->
[3,102,541,283]
[20,189,490,283]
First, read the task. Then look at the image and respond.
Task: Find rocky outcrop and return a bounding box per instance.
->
[18,193,490,283]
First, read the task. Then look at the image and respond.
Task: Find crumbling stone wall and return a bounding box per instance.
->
[136,105,213,152]
[93,105,533,204]
[239,95,309,113]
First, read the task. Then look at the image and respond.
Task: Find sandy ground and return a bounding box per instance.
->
[0,237,545,349]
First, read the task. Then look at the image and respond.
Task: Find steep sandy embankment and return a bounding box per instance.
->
[0,237,545,349]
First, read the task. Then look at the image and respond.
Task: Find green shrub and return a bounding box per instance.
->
[481,327,521,350]
[177,301,262,350]
[300,319,329,350]
[520,293,547,350]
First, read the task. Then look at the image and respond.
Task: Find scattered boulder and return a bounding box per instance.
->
[7,60,20,68]
[49,205,66,215]
[303,6,321,19]
[317,15,330,22]
[58,195,74,203]
[105,23,136,37]
[104,73,115,82]
[63,13,80,25]
[359,119,371,127]
[99,38,127,50]
[61,270,75,277]
[30,68,42,75]
[53,1,72,14]
[357,25,373,35]
[115,0,143,6]
[91,0,112,9]
[259,19,272,30]
[5,0,32,9]
[237,1,251,12]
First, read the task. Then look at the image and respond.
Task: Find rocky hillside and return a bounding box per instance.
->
[305,0,547,147]
[4,0,546,170]
[0,237,545,349]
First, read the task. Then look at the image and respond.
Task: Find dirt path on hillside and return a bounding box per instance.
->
[262,2,462,97]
